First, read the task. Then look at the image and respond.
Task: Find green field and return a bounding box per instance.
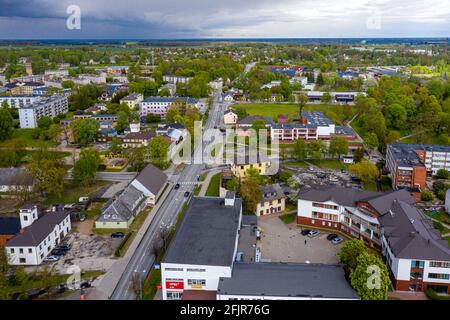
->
[0,129,57,148]
[205,173,221,197]
[233,103,356,125]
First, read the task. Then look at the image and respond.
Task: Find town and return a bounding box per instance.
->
[0,37,449,303]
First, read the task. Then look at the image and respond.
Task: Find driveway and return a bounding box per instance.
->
[258,214,341,264]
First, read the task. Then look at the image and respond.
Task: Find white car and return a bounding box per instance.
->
[332,237,343,245]
[308,230,320,238]
[44,255,60,262]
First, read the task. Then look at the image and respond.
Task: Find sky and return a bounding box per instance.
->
[0,0,449,39]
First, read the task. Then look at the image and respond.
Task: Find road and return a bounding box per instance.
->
[110,90,226,300]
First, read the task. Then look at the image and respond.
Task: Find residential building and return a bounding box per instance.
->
[222,92,235,103]
[130,164,168,206]
[255,184,285,216]
[120,92,144,109]
[0,168,34,192]
[0,217,21,246]
[5,205,71,265]
[236,115,275,136]
[261,81,282,89]
[96,128,117,143]
[163,75,192,84]
[18,95,68,128]
[387,143,450,191]
[106,66,129,75]
[122,131,156,149]
[44,69,69,78]
[230,153,271,178]
[139,97,201,119]
[0,95,41,109]
[380,200,450,294]
[156,123,186,143]
[223,109,238,125]
[297,185,416,249]
[446,189,450,214]
[32,87,72,97]
[304,91,365,104]
[289,76,308,86]
[6,81,45,95]
[73,114,118,122]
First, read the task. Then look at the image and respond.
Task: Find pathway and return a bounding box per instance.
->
[198,169,221,197]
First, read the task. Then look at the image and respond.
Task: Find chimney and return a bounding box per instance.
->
[225,192,236,207]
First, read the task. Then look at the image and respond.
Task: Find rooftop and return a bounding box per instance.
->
[217,263,359,299]
[134,164,168,195]
[142,96,199,104]
[0,168,34,187]
[0,217,21,236]
[163,196,242,267]
[98,185,146,223]
[388,143,450,168]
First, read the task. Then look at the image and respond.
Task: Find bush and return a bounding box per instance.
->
[421,191,434,202]
[436,169,449,179]
[426,288,450,300]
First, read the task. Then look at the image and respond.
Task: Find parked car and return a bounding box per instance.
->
[184,191,190,198]
[316,172,326,179]
[80,281,91,289]
[44,255,60,262]
[308,166,315,172]
[174,183,180,190]
[308,230,320,238]
[301,229,312,236]
[79,197,89,203]
[327,234,338,241]
[329,176,339,183]
[51,249,67,256]
[351,176,361,183]
[79,214,86,222]
[111,232,125,238]
[332,237,343,245]
[56,243,72,251]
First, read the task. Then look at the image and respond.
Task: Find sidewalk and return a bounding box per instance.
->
[198,169,221,196]
[87,182,173,300]
[389,291,428,300]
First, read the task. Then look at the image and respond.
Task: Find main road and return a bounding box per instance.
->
[110,90,226,300]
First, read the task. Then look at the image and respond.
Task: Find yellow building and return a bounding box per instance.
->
[230,154,271,178]
[255,184,286,216]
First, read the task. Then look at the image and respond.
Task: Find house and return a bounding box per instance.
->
[96,128,117,143]
[261,81,281,89]
[18,95,68,128]
[223,109,237,125]
[0,95,42,109]
[230,153,271,178]
[380,200,450,294]
[0,168,34,192]
[120,92,144,109]
[156,123,186,143]
[289,76,308,86]
[386,143,450,191]
[297,185,416,249]
[95,185,147,229]
[222,92,235,103]
[255,184,285,216]
[7,81,45,95]
[5,204,71,265]
[163,75,192,84]
[236,116,275,137]
[139,97,201,119]
[122,131,155,149]
[0,217,21,246]
[107,66,129,75]
[130,164,168,206]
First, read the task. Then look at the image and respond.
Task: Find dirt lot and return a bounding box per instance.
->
[258,213,342,264]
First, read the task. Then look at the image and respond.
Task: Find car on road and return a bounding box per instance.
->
[307,230,320,238]
[184,191,190,198]
[332,237,343,245]
[316,172,326,179]
[174,183,180,190]
[80,281,92,289]
[327,234,338,241]
[111,232,125,238]
[44,255,59,262]
[301,229,312,236]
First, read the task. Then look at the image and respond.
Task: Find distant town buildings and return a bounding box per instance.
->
[120,92,144,109]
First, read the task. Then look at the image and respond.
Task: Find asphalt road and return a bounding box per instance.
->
[110,91,225,300]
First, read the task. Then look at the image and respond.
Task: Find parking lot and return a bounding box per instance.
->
[258,213,343,264]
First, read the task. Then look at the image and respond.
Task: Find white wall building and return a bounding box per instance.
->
[163,75,192,84]
[139,97,201,118]
[18,95,68,128]
[120,92,144,109]
[0,95,42,109]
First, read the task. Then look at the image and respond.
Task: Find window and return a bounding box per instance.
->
[10,249,14,254]
[428,273,450,280]
[187,279,206,286]
[430,261,450,268]
[28,248,32,254]
[24,216,28,221]
[166,291,182,300]
[410,272,423,280]
[187,268,206,272]
[19,248,23,254]
[411,260,425,269]
[19,258,26,263]
[165,268,183,271]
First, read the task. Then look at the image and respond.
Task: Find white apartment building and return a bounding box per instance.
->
[163,75,192,84]
[5,205,71,266]
[139,97,200,118]
[120,92,144,109]
[18,95,68,128]
[0,95,42,109]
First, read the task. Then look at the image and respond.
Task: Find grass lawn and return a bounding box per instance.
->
[279,213,296,224]
[143,268,161,300]
[0,129,56,148]
[205,173,221,197]
[433,221,450,235]
[44,180,110,205]
[425,210,450,225]
[233,103,356,125]
[82,202,103,220]
[363,181,378,192]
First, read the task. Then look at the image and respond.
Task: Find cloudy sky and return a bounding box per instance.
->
[0,0,449,39]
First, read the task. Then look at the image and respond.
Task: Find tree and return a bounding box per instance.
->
[436,169,449,179]
[298,93,308,116]
[329,137,349,160]
[148,136,170,169]
[293,139,308,161]
[109,137,123,155]
[115,111,130,134]
[364,132,379,149]
[226,177,240,192]
[350,251,391,300]
[421,191,434,201]
[71,118,99,146]
[240,175,262,213]
[0,245,9,274]
[308,140,326,163]
[47,124,62,144]
[384,104,407,130]
[321,92,332,103]
[146,113,161,124]
[128,146,146,172]
[349,160,379,185]
[0,105,14,141]
[37,116,53,130]
[0,139,25,167]
[339,239,367,271]
[72,148,101,186]
[27,154,67,197]
[235,106,248,119]
[384,131,401,145]
[353,147,365,163]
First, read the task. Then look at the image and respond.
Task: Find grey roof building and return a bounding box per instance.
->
[237,115,275,126]
[217,263,359,300]
[0,168,34,190]
[132,164,168,197]
[260,184,284,203]
[163,196,242,267]
[297,185,378,207]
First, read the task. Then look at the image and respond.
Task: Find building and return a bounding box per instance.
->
[380,200,450,294]
[163,75,192,84]
[289,76,308,86]
[6,81,45,95]
[223,109,238,125]
[139,97,201,119]
[217,263,358,300]
[130,164,168,206]
[161,194,243,300]
[73,114,118,122]
[446,189,450,214]
[0,217,21,246]
[222,92,235,103]
[156,123,186,143]
[95,185,147,229]
[122,131,156,149]
[44,69,69,78]
[255,184,285,216]
[261,81,282,89]
[0,168,34,192]
[32,87,71,97]
[297,185,416,249]
[5,205,71,265]
[229,152,272,179]
[304,91,364,104]
[18,95,68,128]
[0,95,42,109]
[236,115,275,136]
[106,66,129,75]
[159,83,177,96]
[271,111,357,142]
[386,143,450,191]
[120,92,144,109]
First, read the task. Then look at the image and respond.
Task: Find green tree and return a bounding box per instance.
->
[436,169,449,179]
[240,175,262,213]
[109,137,123,155]
[349,251,391,300]
[298,93,308,116]
[128,146,147,172]
[421,191,434,201]
[384,104,407,130]
[235,106,248,119]
[0,105,14,141]
[338,239,367,271]
[349,160,379,185]
[115,111,130,134]
[71,118,99,146]
[364,132,379,149]
[37,116,53,130]
[72,148,101,186]
[146,113,161,124]
[27,154,67,197]
[47,124,62,144]
[320,92,332,103]
[226,177,240,192]
[148,136,170,169]
[384,131,401,145]
[329,137,349,160]
[353,147,365,162]
[293,139,308,161]
[308,140,326,163]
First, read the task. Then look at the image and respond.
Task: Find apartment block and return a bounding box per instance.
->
[18,95,68,128]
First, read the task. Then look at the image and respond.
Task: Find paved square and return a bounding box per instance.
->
[258,214,341,264]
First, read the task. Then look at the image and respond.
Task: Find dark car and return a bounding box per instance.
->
[111,232,125,238]
[316,172,326,179]
[174,183,180,190]
[351,176,361,183]
[327,234,338,241]
[51,249,67,256]
[184,191,190,198]
[80,281,91,289]
[301,229,312,236]
[56,243,72,251]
